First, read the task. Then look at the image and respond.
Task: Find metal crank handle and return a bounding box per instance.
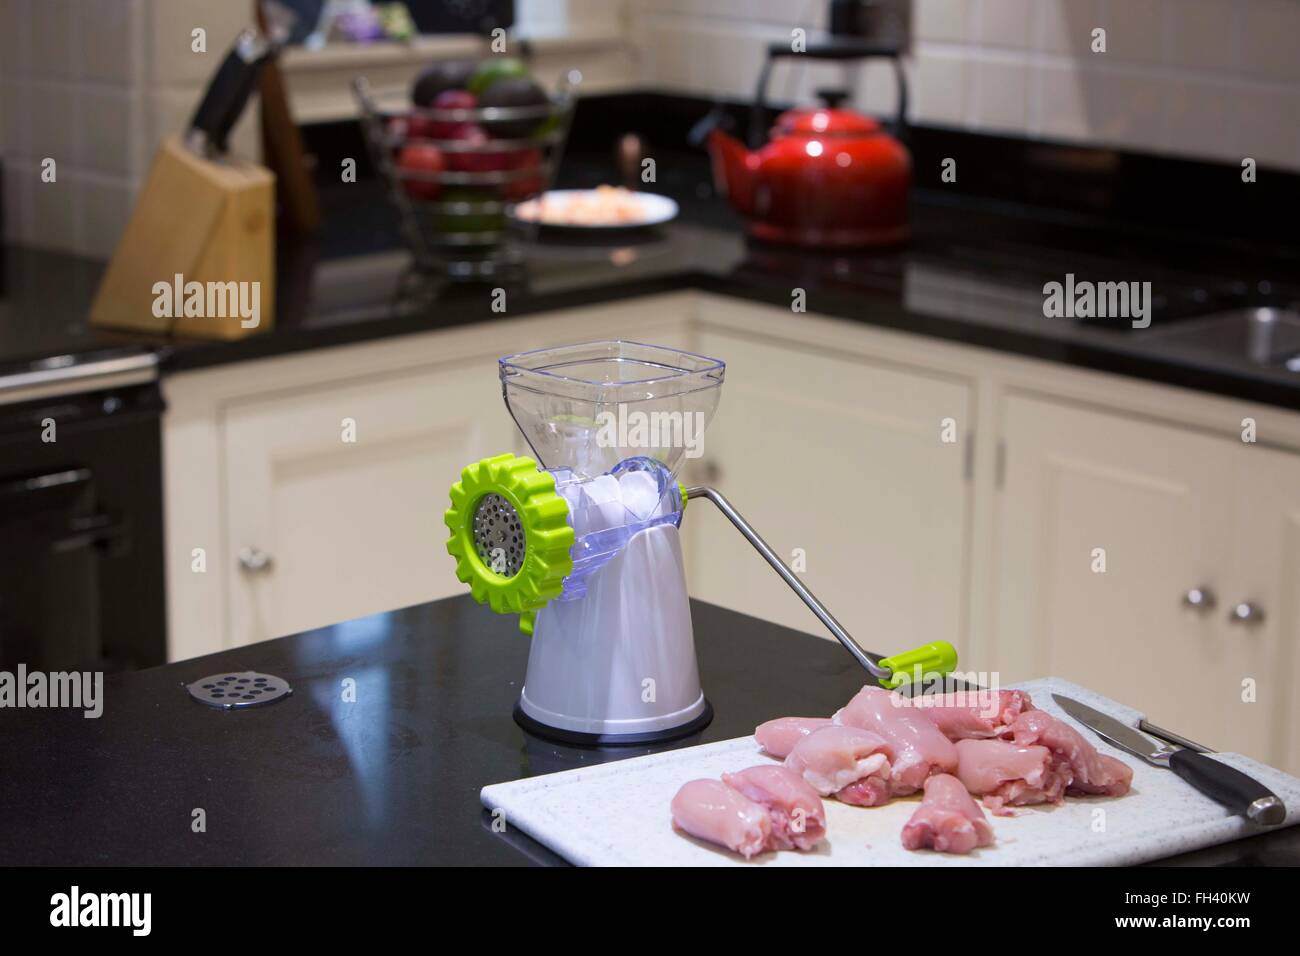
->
[683,486,957,687]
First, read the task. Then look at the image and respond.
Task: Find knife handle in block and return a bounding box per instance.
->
[1168,749,1286,826]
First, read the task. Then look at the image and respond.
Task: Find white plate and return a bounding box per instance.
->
[512,189,679,229]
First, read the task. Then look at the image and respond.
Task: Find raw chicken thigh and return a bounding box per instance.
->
[1008,711,1133,797]
[954,738,1070,814]
[901,773,996,855]
[670,778,771,858]
[722,765,827,851]
[833,686,958,794]
[784,725,894,807]
[909,689,1034,740]
[754,716,834,759]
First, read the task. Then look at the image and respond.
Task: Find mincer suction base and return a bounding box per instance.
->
[512,699,714,748]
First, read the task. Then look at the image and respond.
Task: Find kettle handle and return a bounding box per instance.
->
[748,45,909,147]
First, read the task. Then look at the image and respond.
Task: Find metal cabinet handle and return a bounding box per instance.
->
[238,546,273,573]
[1182,587,1217,613]
[1228,602,1265,626]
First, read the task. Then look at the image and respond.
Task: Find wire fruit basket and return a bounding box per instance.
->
[353,73,576,280]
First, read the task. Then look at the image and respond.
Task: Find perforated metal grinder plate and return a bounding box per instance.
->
[186,671,292,710]
[473,492,525,577]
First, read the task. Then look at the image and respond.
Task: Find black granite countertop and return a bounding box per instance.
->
[3,128,1299,408]
[0,595,1293,866]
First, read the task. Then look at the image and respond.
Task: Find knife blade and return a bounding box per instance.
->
[1052,693,1286,827]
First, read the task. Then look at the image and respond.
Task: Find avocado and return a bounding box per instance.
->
[466,57,529,97]
[479,77,550,139]
[411,60,477,107]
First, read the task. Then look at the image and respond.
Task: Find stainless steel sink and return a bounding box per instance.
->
[1149,306,1300,370]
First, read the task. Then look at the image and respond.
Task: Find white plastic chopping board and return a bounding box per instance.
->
[480,677,1300,866]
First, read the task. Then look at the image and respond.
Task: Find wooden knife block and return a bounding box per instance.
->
[91,136,275,339]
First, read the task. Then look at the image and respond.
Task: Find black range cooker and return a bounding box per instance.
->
[0,351,167,672]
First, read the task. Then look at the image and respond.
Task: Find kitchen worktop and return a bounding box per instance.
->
[0,595,1294,866]
[3,99,1299,409]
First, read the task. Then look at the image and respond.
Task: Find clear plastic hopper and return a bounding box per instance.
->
[500,340,725,480]
[499,341,725,599]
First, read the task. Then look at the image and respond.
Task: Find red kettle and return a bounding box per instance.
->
[708,89,910,248]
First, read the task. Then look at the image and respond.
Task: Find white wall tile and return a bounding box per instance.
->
[1232,86,1300,170]
[0,78,29,159]
[80,88,145,178]
[1035,62,1093,140]
[0,0,33,78]
[1238,0,1300,82]
[914,0,969,42]
[1090,69,1166,150]
[28,0,74,79]
[27,82,77,167]
[1036,0,1101,56]
[854,59,903,119]
[1164,78,1238,162]
[75,175,137,259]
[913,50,969,126]
[975,0,1036,50]
[149,0,249,87]
[1,159,34,244]
[28,169,77,250]
[1165,0,1237,71]
[972,56,1029,132]
[1103,0,1162,63]
[77,0,144,85]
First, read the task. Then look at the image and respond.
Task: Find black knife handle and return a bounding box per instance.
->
[188,30,269,154]
[1169,748,1286,826]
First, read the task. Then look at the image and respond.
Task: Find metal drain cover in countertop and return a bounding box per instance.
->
[185,671,292,710]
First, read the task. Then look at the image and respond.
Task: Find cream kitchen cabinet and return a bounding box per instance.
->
[683,328,974,659]
[1231,446,1300,774]
[222,357,515,646]
[990,393,1300,771]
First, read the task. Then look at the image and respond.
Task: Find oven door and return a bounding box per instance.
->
[0,381,165,671]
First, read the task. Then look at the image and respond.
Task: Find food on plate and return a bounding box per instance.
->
[721,765,827,851]
[901,773,996,855]
[1007,711,1133,797]
[479,76,550,139]
[784,725,894,807]
[514,186,649,227]
[670,778,771,859]
[754,716,834,758]
[908,688,1034,741]
[954,738,1069,814]
[396,142,446,200]
[833,685,958,795]
[467,56,530,97]
[411,59,478,107]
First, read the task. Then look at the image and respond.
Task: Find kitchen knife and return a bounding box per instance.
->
[185,29,274,157]
[1052,693,1286,826]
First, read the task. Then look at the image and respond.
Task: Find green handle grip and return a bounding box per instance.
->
[876,640,959,689]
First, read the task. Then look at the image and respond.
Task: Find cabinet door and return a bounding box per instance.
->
[1231,446,1300,774]
[224,357,515,645]
[687,329,972,656]
[991,395,1272,758]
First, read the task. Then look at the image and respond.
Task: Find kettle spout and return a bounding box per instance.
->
[707,129,757,218]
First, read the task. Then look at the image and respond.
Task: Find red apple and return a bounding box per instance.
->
[428,89,478,138]
[502,146,544,200]
[396,142,446,200]
[444,124,510,173]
